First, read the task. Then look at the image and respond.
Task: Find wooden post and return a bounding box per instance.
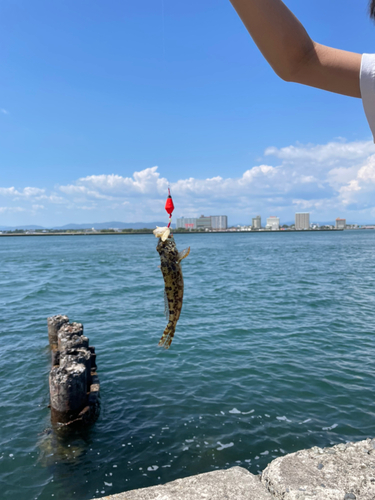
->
[60,348,92,388]
[47,316,100,428]
[47,315,69,349]
[49,363,88,424]
[57,322,84,349]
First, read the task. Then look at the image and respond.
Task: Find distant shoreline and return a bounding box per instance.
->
[0,228,358,237]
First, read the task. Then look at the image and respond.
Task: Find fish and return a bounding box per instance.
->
[153,226,190,349]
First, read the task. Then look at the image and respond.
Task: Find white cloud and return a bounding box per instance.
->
[263,140,375,218]
[0,206,25,213]
[357,154,375,182]
[171,165,278,198]
[56,165,279,208]
[265,140,374,165]
[23,187,45,197]
[1,109,8,115]
[299,175,317,184]
[59,185,113,200]
[77,205,97,210]
[38,194,67,204]
[326,166,360,189]
[0,186,45,198]
[340,180,361,194]
[47,143,375,221]
[75,167,168,195]
[336,154,375,207]
[0,187,20,197]
[2,138,375,225]
[292,198,335,211]
[59,185,87,195]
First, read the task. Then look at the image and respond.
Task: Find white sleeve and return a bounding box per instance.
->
[360,53,375,141]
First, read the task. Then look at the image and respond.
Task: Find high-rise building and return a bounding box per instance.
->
[211,215,228,230]
[176,217,197,229]
[196,215,212,230]
[252,215,261,229]
[177,215,228,230]
[295,212,310,230]
[335,218,346,229]
[266,216,280,230]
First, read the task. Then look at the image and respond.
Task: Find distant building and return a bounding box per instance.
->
[176,217,197,230]
[266,216,280,230]
[336,218,346,229]
[196,215,212,230]
[295,212,310,230]
[177,215,228,230]
[252,215,262,229]
[211,215,228,230]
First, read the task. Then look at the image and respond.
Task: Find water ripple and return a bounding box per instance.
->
[0,232,375,499]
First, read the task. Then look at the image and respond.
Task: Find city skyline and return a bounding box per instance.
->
[176,212,352,228]
[0,209,363,231]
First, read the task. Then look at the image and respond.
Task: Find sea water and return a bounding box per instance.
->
[1,231,375,499]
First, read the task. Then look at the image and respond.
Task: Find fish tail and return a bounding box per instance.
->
[158,323,176,350]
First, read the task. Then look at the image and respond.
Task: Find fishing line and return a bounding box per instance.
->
[161,0,172,229]
[161,0,166,64]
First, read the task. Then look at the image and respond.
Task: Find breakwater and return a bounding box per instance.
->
[96,439,375,499]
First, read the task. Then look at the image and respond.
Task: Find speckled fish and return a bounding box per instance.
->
[153,226,190,349]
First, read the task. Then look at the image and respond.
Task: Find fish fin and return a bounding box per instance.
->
[177,247,190,264]
[158,323,175,350]
[164,290,170,321]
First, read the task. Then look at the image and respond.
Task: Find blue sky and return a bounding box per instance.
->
[2,0,375,226]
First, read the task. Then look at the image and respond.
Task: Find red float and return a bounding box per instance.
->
[165,188,174,228]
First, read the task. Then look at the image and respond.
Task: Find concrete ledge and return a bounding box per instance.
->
[95,439,375,500]
[96,467,272,500]
[262,438,375,500]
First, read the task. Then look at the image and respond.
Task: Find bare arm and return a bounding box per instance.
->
[229,0,362,98]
